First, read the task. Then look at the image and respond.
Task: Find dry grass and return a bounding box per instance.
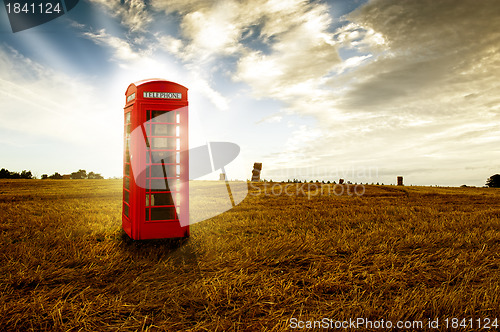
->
[1,180,500,331]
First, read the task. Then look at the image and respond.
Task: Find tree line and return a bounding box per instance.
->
[0,168,33,179]
[0,168,104,180]
[41,169,104,180]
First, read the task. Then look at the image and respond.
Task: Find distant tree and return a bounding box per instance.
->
[0,168,9,178]
[41,174,48,179]
[49,172,63,179]
[71,169,87,179]
[486,174,500,188]
[9,171,20,179]
[20,170,32,179]
[88,171,104,179]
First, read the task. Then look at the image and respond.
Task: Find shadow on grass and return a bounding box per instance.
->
[118,230,201,275]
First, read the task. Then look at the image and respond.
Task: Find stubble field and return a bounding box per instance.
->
[1,179,500,331]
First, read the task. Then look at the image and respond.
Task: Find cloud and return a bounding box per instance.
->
[88,0,343,115]
[150,0,344,115]
[152,0,339,64]
[82,29,143,64]
[257,114,283,124]
[88,0,152,32]
[334,0,500,113]
[233,2,341,98]
[333,22,387,53]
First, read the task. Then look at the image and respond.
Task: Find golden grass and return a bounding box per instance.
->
[1,180,500,331]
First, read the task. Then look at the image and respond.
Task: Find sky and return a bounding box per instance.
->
[0,0,499,186]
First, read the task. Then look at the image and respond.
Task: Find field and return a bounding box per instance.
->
[1,180,500,331]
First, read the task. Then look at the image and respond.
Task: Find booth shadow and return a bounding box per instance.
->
[119,230,201,276]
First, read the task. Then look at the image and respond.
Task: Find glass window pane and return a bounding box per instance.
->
[150,137,176,149]
[152,124,175,136]
[147,165,178,178]
[152,111,175,123]
[151,137,168,149]
[150,151,176,164]
[148,165,164,178]
[124,203,129,217]
[152,124,167,135]
[147,179,171,191]
[151,207,177,220]
[168,165,177,177]
[124,190,129,203]
[124,163,130,176]
[125,112,131,124]
[170,138,177,149]
[152,192,174,206]
[176,113,180,123]
[125,177,130,190]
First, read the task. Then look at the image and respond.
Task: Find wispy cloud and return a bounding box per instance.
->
[82,29,143,63]
[88,0,152,32]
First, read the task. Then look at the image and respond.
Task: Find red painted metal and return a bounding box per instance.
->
[122,79,189,240]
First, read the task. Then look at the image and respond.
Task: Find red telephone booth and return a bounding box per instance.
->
[122,79,189,240]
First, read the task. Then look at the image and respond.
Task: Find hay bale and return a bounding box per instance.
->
[251,163,262,182]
